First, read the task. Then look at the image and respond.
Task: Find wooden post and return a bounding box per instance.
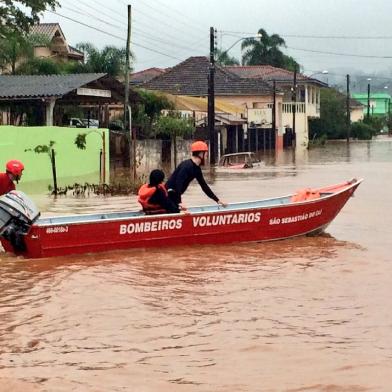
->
[124,4,131,129]
[208,26,216,164]
[346,74,350,142]
[51,149,58,195]
[292,66,297,147]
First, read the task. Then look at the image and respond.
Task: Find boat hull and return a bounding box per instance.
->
[1,180,361,259]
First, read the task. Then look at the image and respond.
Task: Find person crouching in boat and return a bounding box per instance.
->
[165,141,227,209]
[138,169,180,214]
[0,160,24,196]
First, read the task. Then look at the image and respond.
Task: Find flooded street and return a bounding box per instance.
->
[1,139,392,392]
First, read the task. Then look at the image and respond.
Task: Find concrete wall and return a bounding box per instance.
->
[0,126,109,194]
[217,94,284,130]
[282,111,309,147]
[135,139,162,175]
[351,107,365,123]
[134,139,192,175]
[172,139,192,168]
[34,47,52,58]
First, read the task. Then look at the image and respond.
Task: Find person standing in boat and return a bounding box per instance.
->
[165,141,227,209]
[138,169,180,214]
[0,160,24,196]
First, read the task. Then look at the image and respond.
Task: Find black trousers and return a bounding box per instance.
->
[168,189,181,206]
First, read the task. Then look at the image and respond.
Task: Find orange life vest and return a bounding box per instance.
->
[290,188,321,203]
[138,183,168,212]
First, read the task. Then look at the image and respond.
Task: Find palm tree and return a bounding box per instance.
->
[0,32,51,74]
[75,42,132,78]
[241,28,299,71]
[215,48,240,66]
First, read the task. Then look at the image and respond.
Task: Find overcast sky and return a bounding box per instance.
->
[42,0,392,84]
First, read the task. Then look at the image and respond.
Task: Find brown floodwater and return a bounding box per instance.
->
[1,139,392,392]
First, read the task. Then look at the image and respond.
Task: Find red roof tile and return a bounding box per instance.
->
[225,65,326,86]
[131,68,168,85]
[144,56,274,96]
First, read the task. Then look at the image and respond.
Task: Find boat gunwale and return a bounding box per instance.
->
[34,179,363,228]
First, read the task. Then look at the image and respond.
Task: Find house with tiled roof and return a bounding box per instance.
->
[0,23,83,75]
[0,73,127,127]
[348,97,365,122]
[143,56,285,153]
[130,68,168,86]
[29,23,84,62]
[225,65,327,148]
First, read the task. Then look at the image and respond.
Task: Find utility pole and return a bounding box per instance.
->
[124,4,135,178]
[124,4,131,131]
[367,82,371,120]
[292,65,297,147]
[346,74,350,142]
[272,79,276,135]
[208,26,216,165]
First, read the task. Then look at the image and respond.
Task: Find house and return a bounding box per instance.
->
[225,65,327,148]
[0,73,127,127]
[143,56,285,154]
[130,67,167,86]
[349,98,365,122]
[0,23,84,75]
[29,23,84,62]
[351,92,391,117]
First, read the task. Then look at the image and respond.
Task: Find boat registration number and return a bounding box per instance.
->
[46,226,69,234]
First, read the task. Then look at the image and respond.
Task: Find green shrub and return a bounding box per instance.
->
[350,122,376,140]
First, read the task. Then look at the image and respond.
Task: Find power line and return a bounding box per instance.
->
[71,0,206,51]
[62,5,123,32]
[305,69,392,82]
[219,30,392,40]
[287,46,392,59]
[134,0,210,34]
[131,0,207,36]
[48,10,182,61]
[115,0,205,42]
[285,34,392,40]
[62,3,195,52]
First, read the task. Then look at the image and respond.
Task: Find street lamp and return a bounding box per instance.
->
[220,33,262,57]
[307,70,328,78]
[367,78,371,120]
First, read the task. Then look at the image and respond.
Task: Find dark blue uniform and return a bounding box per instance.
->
[165,159,219,204]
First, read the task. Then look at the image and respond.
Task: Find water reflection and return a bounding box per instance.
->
[1,138,392,391]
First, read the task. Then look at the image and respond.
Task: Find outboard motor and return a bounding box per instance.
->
[0,191,40,252]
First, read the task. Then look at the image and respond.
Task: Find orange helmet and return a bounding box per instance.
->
[191,141,208,152]
[6,160,24,176]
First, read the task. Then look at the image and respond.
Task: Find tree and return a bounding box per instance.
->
[16,57,64,75]
[155,114,195,167]
[73,42,132,78]
[241,28,299,71]
[215,48,240,66]
[0,0,58,38]
[132,89,173,136]
[0,32,51,74]
[309,88,348,140]
[25,140,58,194]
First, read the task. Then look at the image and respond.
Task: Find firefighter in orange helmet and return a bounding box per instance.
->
[0,160,24,196]
[165,141,227,208]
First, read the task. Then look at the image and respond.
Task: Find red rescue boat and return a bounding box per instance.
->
[0,179,362,259]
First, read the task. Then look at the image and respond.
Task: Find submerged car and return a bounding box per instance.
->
[218,152,262,169]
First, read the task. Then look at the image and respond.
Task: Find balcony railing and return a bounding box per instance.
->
[282,102,306,114]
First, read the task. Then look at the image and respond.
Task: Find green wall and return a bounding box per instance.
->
[0,126,109,194]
